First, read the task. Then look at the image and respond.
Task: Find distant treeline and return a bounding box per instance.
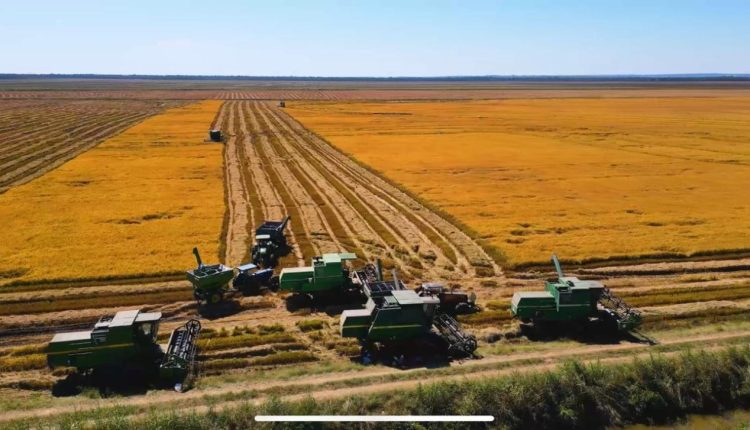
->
[1,73,749,82]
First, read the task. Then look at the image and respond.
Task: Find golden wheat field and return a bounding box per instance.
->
[0,100,224,286]
[287,96,750,266]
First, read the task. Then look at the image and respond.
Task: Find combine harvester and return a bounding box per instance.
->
[47,309,201,392]
[251,215,291,268]
[340,261,478,365]
[278,252,358,296]
[511,254,642,332]
[187,247,276,306]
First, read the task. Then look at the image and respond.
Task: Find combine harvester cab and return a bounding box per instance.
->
[510,254,641,332]
[340,261,478,363]
[186,247,234,305]
[279,252,357,295]
[251,215,291,268]
[47,309,201,392]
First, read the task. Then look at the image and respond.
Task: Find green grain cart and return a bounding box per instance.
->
[278,252,357,294]
[186,247,235,305]
[511,254,641,331]
[47,309,201,391]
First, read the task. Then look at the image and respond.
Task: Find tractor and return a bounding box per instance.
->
[511,254,641,332]
[208,129,222,142]
[416,282,479,315]
[251,215,291,268]
[187,247,277,306]
[47,309,201,392]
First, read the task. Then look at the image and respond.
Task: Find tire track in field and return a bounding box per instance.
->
[221,102,251,266]
[235,101,304,266]
[256,103,385,262]
[257,103,409,271]
[274,105,502,278]
[252,102,343,255]
[264,103,464,280]
[248,103,323,257]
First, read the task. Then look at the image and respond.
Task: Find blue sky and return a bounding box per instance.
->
[0,0,748,76]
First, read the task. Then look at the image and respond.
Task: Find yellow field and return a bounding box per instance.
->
[0,100,224,286]
[287,96,750,266]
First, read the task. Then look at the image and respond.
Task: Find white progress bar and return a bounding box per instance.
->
[255,415,494,422]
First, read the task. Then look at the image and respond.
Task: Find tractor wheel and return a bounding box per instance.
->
[269,276,280,292]
[210,292,222,304]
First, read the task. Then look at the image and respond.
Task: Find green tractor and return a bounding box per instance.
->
[340,262,477,364]
[511,254,641,332]
[47,309,201,392]
[278,252,357,295]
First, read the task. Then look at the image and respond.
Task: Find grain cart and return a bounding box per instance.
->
[251,215,291,267]
[47,309,201,392]
[209,129,222,142]
[279,252,358,295]
[341,263,478,360]
[186,247,235,305]
[511,254,641,331]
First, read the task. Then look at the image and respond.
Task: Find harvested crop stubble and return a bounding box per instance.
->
[0,101,224,287]
[287,97,750,267]
[0,99,177,193]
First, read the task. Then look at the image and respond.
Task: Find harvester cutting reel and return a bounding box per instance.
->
[598,287,642,332]
[433,312,478,357]
[160,319,202,392]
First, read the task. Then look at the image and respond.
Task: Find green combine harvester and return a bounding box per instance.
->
[340,262,478,362]
[511,254,641,331]
[278,252,357,294]
[47,309,201,392]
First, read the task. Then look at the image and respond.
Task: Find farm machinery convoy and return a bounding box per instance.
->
[279,253,480,359]
[47,249,643,391]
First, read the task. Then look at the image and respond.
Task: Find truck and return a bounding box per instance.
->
[510,254,641,331]
[47,309,201,391]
